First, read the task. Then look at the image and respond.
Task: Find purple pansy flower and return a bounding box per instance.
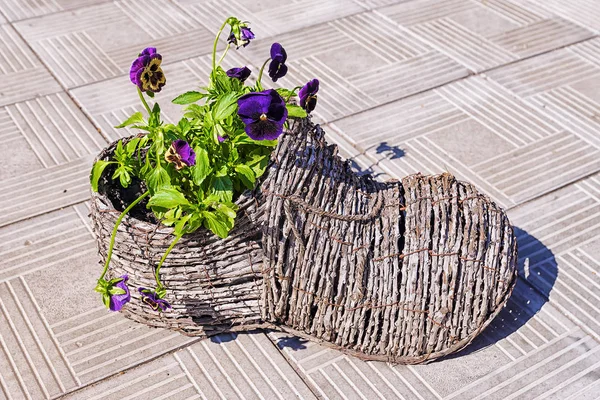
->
[226,66,251,82]
[138,288,171,311]
[299,79,319,113]
[218,135,228,143]
[237,89,288,141]
[165,140,196,170]
[109,275,131,312]
[228,26,255,49]
[129,47,166,93]
[268,43,287,82]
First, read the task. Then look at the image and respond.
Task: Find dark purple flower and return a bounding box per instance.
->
[218,135,228,143]
[109,275,131,312]
[226,66,251,82]
[228,26,255,48]
[138,288,171,311]
[165,140,196,170]
[299,79,319,113]
[129,47,166,93]
[237,89,288,141]
[268,43,287,82]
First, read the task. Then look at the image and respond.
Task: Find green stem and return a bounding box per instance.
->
[99,191,150,281]
[154,234,183,291]
[212,20,229,73]
[256,58,270,90]
[137,88,152,116]
[285,86,303,103]
[217,43,230,66]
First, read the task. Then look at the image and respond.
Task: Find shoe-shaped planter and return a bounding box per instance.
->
[90,118,517,364]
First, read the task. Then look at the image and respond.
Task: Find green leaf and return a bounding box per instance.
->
[202,211,232,238]
[212,176,233,202]
[90,160,112,192]
[145,166,171,193]
[148,188,190,209]
[286,104,307,118]
[234,164,255,189]
[172,91,205,105]
[276,88,295,99]
[149,102,161,127]
[217,203,238,219]
[212,92,238,121]
[125,137,140,155]
[108,287,126,295]
[115,112,144,128]
[173,213,192,236]
[235,135,277,147]
[192,147,211,185]
[112,165,132,188]
[102,293,111,309]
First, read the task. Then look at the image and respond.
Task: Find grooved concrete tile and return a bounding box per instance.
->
[269,280,592,399]
[0,0,112,22]
[0,23,61,105]
[241,11,468,122]
[508,174,600,341]
[526,0,600,33]
[379,0,595,73]
[62,331,317,400]
[0,156,94,229]
[14,2,215,88]
[331,44,600,208]
[0,205,200,398]
[70,51,252,142]
[3,1,600,398]
[174,0,366,38]
[487,18,593,58]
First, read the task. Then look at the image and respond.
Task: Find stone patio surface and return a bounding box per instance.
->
[0,0,599,398]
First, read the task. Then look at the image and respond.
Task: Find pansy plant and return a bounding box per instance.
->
[90,16,320,312]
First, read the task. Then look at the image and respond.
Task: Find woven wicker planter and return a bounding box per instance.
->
[91,119,518,364]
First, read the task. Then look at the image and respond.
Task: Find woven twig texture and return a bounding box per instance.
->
[259,119,518,363]
[91,138,269,336]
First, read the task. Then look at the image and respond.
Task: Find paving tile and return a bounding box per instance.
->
[70,51,252,142]
[241,10,468,122]
[0,155,94,228]
[268,279,590,399]
[61,331,317,399]
[3,2,600,399]
[0,23,61,106]
[378,0,595,73]
[174,0,366,39]
[525,0,600,33]
[0,204,202,398]
[508,173,600,341]
[14,1,215,88]
[331,42,600,208]
[0,0,111,22]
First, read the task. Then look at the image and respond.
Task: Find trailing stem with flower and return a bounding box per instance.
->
[90,17,320,312]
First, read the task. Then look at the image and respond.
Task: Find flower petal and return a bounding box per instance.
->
[109,275,131,311]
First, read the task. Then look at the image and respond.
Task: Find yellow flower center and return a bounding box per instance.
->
[259,113,267,121]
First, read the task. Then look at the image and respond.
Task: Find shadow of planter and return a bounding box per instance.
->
[444,226,558,360]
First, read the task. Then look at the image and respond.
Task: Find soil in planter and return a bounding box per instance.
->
[97,163,158,223]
